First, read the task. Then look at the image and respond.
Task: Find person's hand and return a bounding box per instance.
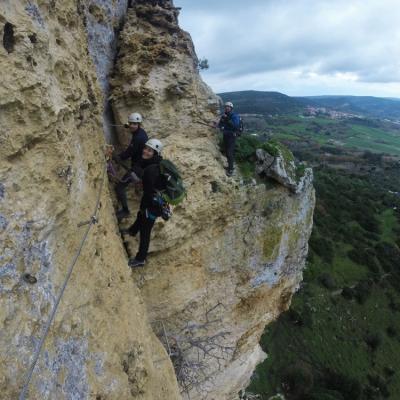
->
[104,145,114,158]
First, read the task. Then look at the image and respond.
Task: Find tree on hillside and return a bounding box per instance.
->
[197,58,209,70]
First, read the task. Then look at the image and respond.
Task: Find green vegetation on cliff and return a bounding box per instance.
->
[246,164,400,399]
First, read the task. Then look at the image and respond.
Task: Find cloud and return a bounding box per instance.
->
[175,0,400,95]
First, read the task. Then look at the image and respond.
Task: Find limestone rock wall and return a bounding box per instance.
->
[0,1,180,399]
[0,1,315,400]
[110,2,315,400]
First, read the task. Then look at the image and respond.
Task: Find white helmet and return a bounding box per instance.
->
[225,101,234,108]
[145,138,163,154]
[128,112,142,123]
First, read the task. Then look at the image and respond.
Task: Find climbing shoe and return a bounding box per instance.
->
[128,258,146,268]
[116,209,130,221]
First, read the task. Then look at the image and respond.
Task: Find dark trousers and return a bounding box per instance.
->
[115,172,132,211]
[129,211,156,261]
[223,132,236,171]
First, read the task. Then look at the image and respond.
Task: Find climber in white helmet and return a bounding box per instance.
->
[218,102,241,176]
[124,138,166,268]
[114,112,148,220]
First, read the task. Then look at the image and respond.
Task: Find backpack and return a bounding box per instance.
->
[159,159,186,206]
[229,113,244,136]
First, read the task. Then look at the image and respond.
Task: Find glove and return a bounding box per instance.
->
[161,204,172,221]
[130,171,141,184]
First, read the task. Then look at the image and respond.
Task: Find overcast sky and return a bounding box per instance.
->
[174,0,400,97]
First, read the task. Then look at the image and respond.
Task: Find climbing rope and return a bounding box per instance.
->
[19,161,107,400]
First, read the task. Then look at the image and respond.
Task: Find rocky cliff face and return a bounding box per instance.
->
[0,1,314,400]
[0,2,179,399]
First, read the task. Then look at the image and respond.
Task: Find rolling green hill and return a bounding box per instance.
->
[218,90,305,115]
[218,90,400,121]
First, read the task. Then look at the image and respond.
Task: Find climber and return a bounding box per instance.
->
[114,112,148,220]
[218,101,241,176]
[124,138,165,268]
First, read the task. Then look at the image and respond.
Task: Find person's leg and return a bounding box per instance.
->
[226,134,236,172]
[223,133,229,158]
[135,212,156,262]
[115,173,132,216]
[126,211,142,236]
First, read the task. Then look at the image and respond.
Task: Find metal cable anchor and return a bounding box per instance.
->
[77,215,98,228]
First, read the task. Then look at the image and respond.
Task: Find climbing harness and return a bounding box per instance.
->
[19,161,107,400]
[105,144,130,183]
[107,159,119,179]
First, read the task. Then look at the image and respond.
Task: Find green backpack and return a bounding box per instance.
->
[159,159,186,205]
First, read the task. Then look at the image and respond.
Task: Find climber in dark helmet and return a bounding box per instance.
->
[125,138,165,268]
[218,101,240,176]
[114,112,148,220]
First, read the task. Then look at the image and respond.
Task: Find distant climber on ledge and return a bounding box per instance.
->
[113,112,148,221]
[124,138,166,268]
[218,101,241,176]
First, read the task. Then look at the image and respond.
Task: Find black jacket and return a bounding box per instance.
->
[140,155,165,212]
[118,127,148,168]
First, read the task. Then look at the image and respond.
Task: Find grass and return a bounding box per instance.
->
[249,274,400,399]
[379,209,398,245]
[262,115,400,156]
[238,160,255,179]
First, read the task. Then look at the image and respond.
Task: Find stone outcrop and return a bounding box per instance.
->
[255,144,313,194]
[0,1,314,400]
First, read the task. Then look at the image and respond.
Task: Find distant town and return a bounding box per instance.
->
[302,106,361,119]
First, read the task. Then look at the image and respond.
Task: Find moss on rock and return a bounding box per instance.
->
[263,225,283,260]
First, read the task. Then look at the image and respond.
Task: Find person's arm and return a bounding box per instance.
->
[118,140,134,161]
[143,164,167,217]
[130,135,145,163]
[130,163,144,183]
